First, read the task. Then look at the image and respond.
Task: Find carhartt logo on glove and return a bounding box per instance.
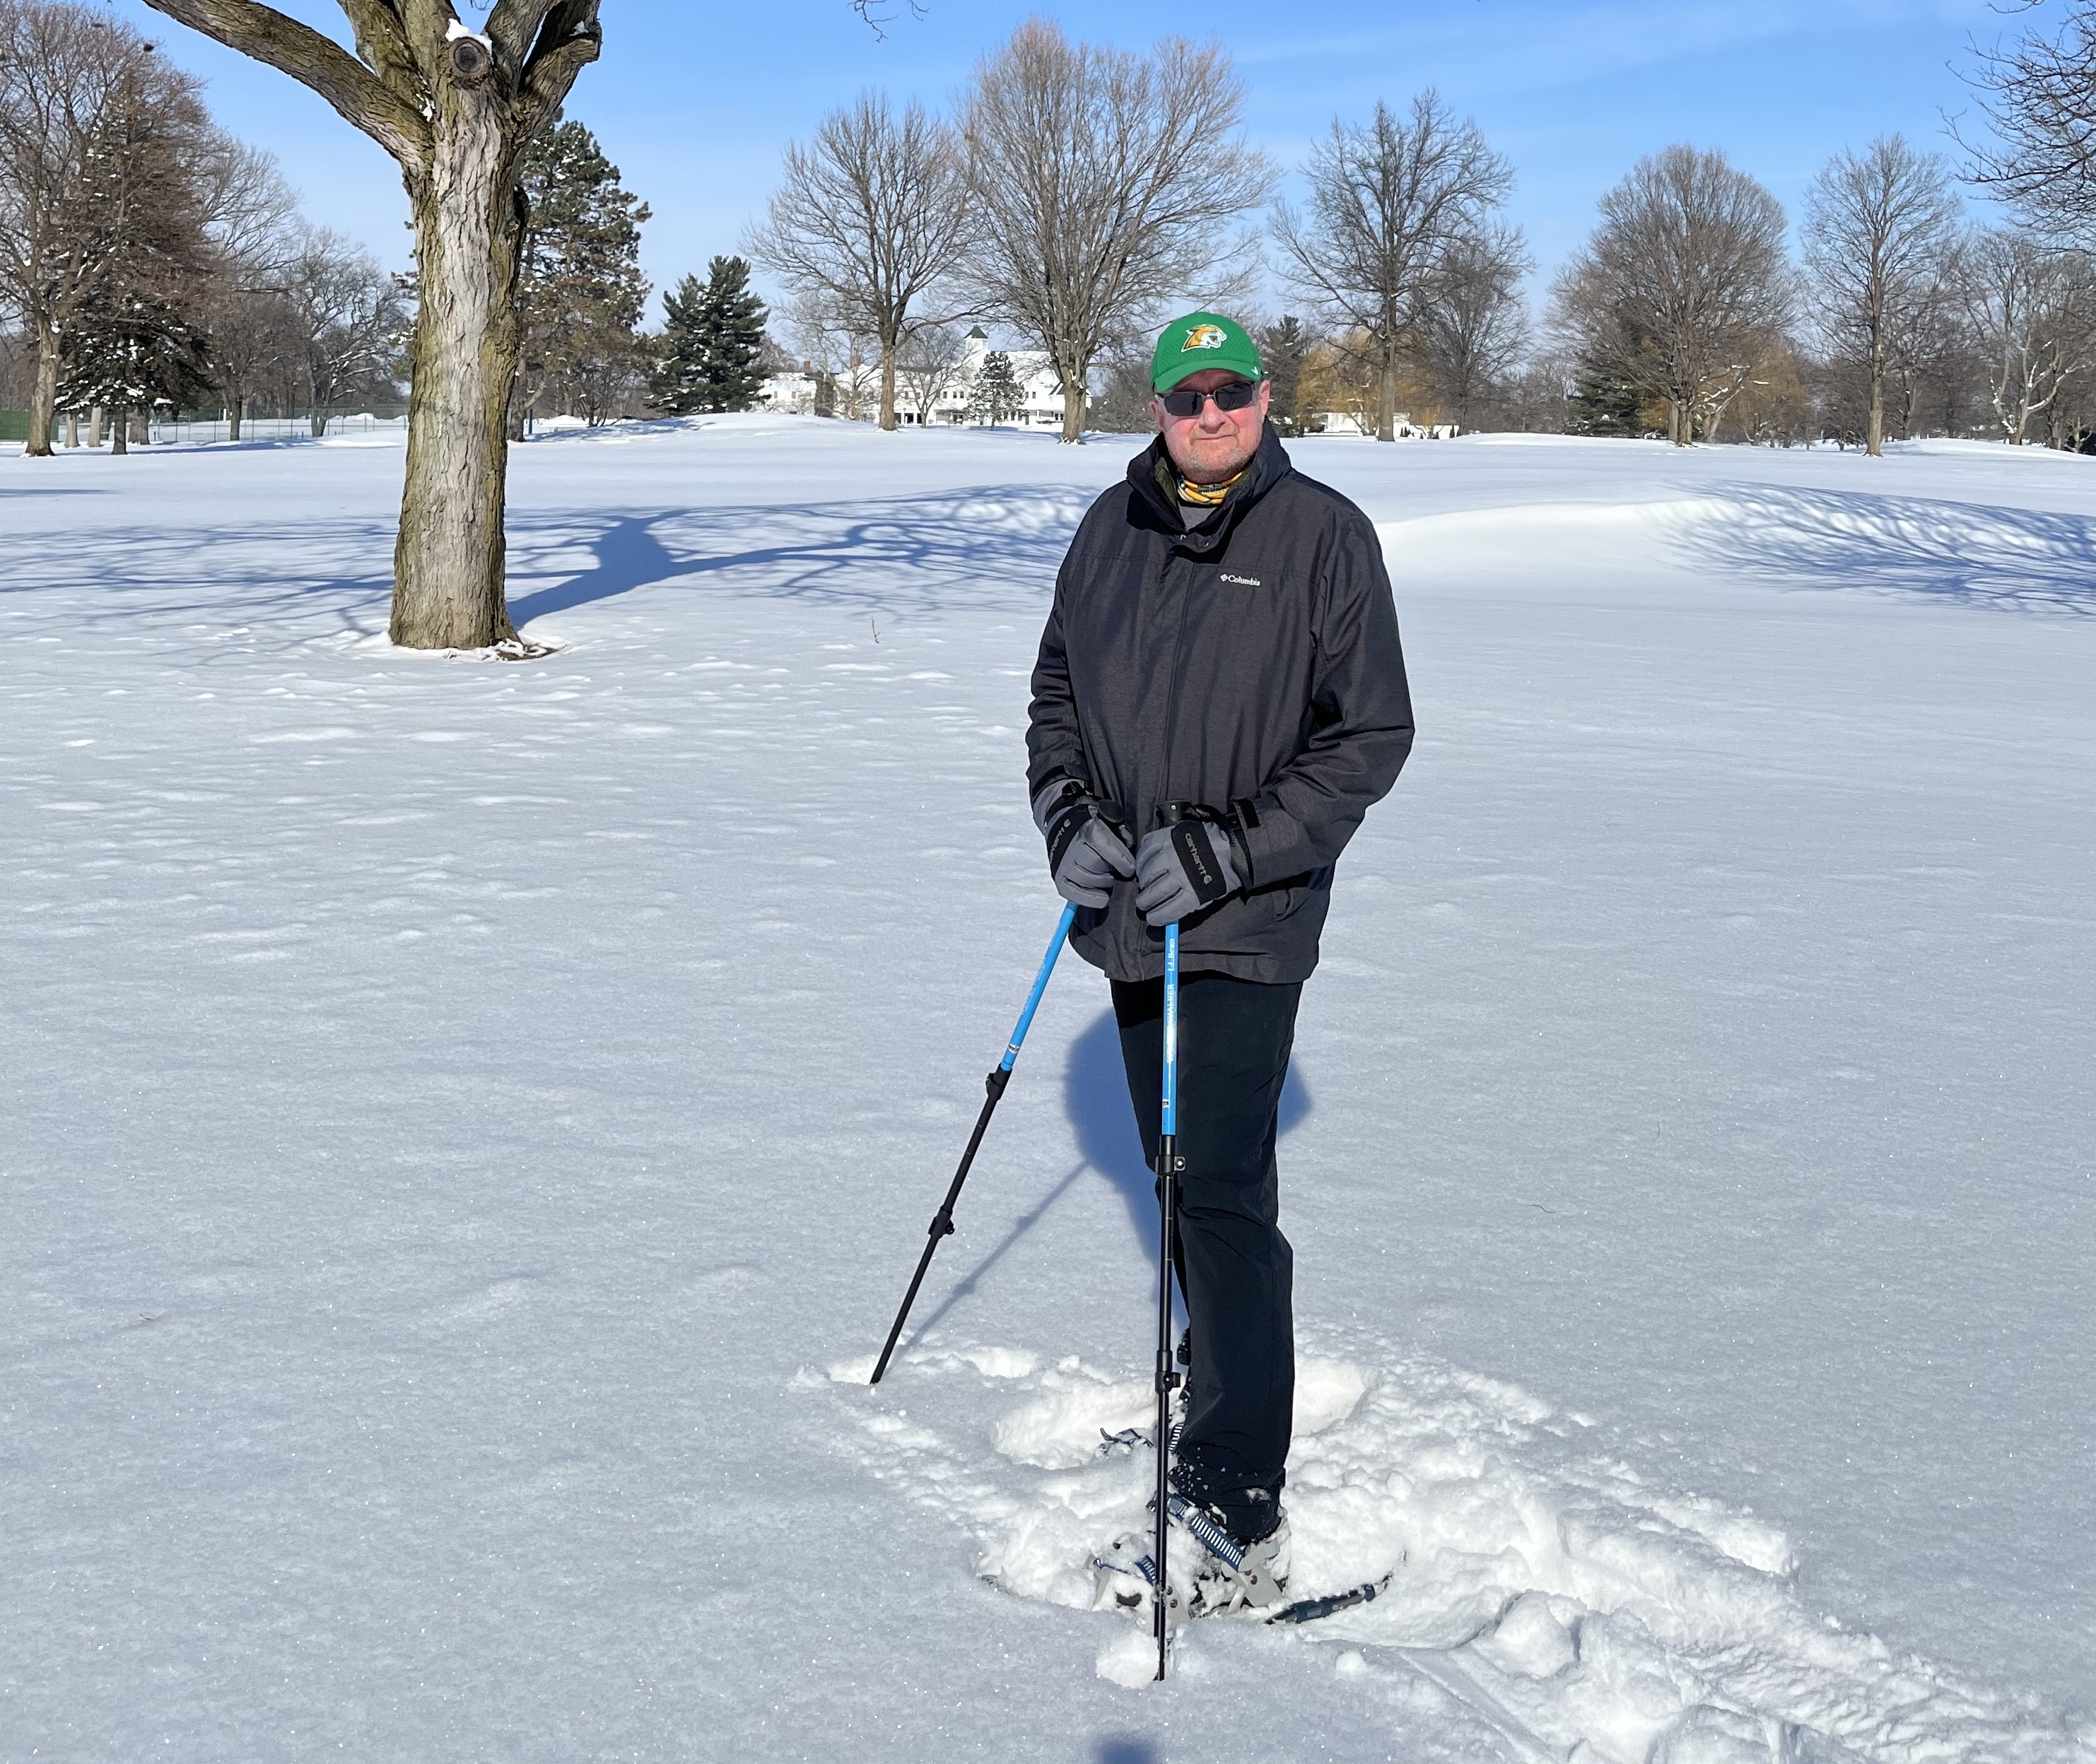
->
[1171,823,1227,905]
[1135,806,1245,926]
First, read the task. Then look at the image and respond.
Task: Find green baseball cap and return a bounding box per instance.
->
[1151,311,1263,392]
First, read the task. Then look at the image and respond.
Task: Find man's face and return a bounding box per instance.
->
[1152,367,1270,484]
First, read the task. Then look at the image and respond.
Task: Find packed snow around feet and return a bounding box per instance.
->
[5,416,2095,1760]
[824,1336,2077,1758]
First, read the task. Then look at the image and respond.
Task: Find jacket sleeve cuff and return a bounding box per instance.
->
[1235,794,1316,887]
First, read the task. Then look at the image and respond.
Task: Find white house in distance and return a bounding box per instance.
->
[896,328,1065,428]
[1311,410,1460,440]
[757,329,1067,428]
[759,368,820,414]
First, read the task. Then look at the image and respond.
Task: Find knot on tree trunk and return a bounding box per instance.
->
[449,35,493,86]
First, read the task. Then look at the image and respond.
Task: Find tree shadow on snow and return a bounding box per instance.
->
[505,484,1094,628]
[4,483,1088,647]
[1,510,399,649]
[1690,482,2096,615]
[1093,1742,1161,1764]
[901,1011,1311,1352]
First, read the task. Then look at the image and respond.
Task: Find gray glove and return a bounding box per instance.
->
[1135,808,1245,926]
[1033,775,1135,909]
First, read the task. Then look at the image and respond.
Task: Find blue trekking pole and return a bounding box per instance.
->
[1151,912,1183,1680]
[1148,798,1205,1677]
[870,902,1079,1385]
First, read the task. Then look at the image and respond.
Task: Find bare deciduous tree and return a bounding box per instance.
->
[1962,2,2096,246]
[133,0,607,650]
[957,19,1271,444]
[892,319,970,425]
[211,284,298,438]
[785,288,881,421]
[1964,228,2096,442]
[193,139,299,440]
[1414,220,1530,433]
[1273,92,1513,442]
[283,226,406,435]
[1803,135,1961,457]
[748,92,968,433]
[1551,144,1793,445]
[197,134,298,275]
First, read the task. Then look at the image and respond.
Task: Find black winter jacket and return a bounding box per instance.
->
[1027,423,1415,984]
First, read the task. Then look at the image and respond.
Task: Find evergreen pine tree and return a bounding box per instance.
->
[1566,369,1642,437]
[516,117,652,429]
[650,256,768,416]
[968,349,1023,425]
[650,275,708,415]
[59,285,213,427]
[1257,317,1312,435]
[55,52,216,447]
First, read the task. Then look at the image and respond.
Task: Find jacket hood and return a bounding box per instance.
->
[1125,421,1294,554]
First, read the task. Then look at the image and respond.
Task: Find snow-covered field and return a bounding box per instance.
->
[4,416,2091,1761]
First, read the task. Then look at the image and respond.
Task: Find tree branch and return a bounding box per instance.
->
[139,0,429,170]
[334,0,421,108]
[483,0,559,61]
[517,0,599,127]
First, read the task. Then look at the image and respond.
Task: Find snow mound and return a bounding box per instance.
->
[814,1336,2087,1757]
[1884,436,2095,460]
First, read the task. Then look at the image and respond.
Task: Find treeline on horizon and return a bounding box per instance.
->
[8,2,2096,454]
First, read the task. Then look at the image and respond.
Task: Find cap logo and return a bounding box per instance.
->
[1181,323,1229,353]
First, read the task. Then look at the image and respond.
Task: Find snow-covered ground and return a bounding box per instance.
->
[4,416,2091,1761]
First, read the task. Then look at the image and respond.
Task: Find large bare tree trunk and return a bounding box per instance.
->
[1058,365,1087,444]
[228,396,242,442]
[1866,339,1885,457]
[25,328,59,459]
[111,406,129,454]
[1376,351,1396,442]
[392,98,523,649]
[140,0,602,653]
[878,346,898,433]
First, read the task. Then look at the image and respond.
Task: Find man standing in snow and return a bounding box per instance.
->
[1027,312,1415,1613]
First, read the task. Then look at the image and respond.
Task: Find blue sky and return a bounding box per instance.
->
[109,0,2016,318]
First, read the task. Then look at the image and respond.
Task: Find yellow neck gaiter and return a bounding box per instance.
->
[1177,466,1248,509]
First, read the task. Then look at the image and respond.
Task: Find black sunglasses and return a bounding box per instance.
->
[1157,379,1260,419]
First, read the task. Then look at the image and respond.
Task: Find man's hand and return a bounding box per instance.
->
[1034,775,1135,908]
[1135,808,1246,926]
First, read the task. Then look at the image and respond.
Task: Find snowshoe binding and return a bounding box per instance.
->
[1091,1495,1291,1623]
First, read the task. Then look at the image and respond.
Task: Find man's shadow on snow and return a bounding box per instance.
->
[505,513,681,623]
[1066,1010,1313,1266]
[1094,1742,1161,1764]
[902,1011,1311,1348]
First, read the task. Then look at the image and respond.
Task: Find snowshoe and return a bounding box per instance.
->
[1091,1495,1291,1623]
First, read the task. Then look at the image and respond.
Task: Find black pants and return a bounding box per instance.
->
[1111,971,1301,1541]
